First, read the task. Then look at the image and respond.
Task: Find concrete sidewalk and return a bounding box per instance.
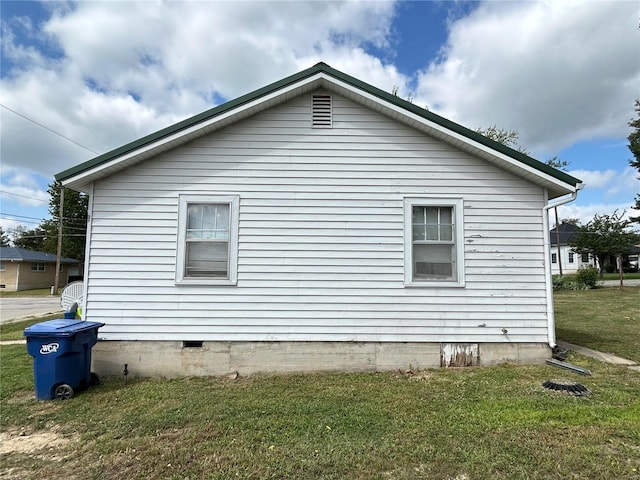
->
[556,340,640,372]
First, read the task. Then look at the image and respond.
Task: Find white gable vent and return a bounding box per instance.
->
[312,94,332,128]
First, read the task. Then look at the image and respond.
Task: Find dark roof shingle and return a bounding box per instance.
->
[0,247,79,264]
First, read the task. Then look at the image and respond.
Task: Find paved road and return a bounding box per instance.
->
[0,297,63,324]
[601,279,640,286]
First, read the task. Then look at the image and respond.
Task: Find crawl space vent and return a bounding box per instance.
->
[312,94,332,128]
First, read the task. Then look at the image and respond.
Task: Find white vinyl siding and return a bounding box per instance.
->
[85,91,549,344]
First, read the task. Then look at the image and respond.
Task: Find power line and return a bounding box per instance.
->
[0,103,100,154]
[0,190,49,202]
[10,234,86,239]
[0,213,86,231]
[0,212,46,222]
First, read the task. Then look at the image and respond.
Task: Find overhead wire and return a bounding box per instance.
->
[0,103,100,154]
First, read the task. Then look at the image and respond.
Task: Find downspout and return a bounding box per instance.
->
[81,182,95,320]
[542,183,584,347]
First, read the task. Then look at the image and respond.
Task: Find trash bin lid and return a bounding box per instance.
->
[24,319,105,337]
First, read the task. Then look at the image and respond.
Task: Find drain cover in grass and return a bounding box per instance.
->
[542,380,591,396]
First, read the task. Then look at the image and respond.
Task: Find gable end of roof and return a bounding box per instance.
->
[55,62,582,190]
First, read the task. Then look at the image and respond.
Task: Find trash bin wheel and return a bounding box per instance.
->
[90,372,100,386]
[54,384,74,400]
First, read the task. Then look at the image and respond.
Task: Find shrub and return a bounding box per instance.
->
[552,275,589,291]
[576,265,599,288]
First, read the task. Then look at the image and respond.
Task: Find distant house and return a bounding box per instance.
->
[549,222,595,274]
[0,247,80,291]
[55,63,583,378]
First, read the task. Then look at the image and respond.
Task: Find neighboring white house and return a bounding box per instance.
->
[549,222,595,275]
[55,63,583,378]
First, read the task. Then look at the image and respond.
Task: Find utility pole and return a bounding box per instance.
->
[53,187,65,295]
[554,207,563,276]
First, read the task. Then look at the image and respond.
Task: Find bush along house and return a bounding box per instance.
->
[55,63,583,377]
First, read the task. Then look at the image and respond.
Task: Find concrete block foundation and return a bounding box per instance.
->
[91,341,550,378]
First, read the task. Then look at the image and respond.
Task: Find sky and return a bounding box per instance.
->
[1,0,639,238]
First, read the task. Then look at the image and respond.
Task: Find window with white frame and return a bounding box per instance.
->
[581,253,589,263]
[176,195,239,285]
[404,198,464,286]
[551,253,557,264]
[31,262,45,272]
[0,262,5,271]
[568,252,575,263]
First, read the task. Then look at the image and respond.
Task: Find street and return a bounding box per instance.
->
[0,297,63,324]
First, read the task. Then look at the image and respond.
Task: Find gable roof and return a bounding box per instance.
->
[0,247,79,264]
[549,222,580,246]
[56,62,582,199]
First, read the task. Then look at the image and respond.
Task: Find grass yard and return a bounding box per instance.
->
[0,288,54,297]
[0,315,62,342]
[1,346,639,480]
[555,286,640,363]
[1,288,639,479]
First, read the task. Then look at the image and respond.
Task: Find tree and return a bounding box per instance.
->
[10,182,88,262]
[12,225,49,251]
[46,182,89,263]
[628,99,640,222]
[545,156,569,170]
[568,210,640,281]
[0,227,10,247]
[476,125,529,154]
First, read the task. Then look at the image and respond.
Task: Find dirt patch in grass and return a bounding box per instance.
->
[0,426,75,455]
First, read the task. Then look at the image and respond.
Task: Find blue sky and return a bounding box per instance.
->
[1,0,638,238]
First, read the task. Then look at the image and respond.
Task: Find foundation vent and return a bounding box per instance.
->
[312,94,332,128]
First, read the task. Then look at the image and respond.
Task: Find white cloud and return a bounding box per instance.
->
[1,0,406,178]
[416,0,640,155]
[604,167,640,199]
[0,165,49,207]
[568,169,617,190]
[558,202,640,227]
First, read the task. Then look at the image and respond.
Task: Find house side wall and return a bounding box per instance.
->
[550,245,594,274]
[0,261,67,291]
[86,92,549,346]
[0,262,19,290]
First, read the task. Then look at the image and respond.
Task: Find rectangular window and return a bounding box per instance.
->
[31,262,45,272]
[176,195,239,285]
[568,252,574,263]
[404,198,464,286]
[0,262,5,271]
[581,253,589,263]
[551,253,557,264]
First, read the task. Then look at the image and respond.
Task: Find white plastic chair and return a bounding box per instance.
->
[60,281,84,316]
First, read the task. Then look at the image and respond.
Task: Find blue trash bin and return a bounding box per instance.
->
[24,319,105,400]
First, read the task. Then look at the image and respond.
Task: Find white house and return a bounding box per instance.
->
[56,63,583,377]
[549,222,595,275]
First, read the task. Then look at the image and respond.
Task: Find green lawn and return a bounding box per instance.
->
[554,286,640,363]
[0,315,62,342]
[0,288,55,297]
[1,289,639,479]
